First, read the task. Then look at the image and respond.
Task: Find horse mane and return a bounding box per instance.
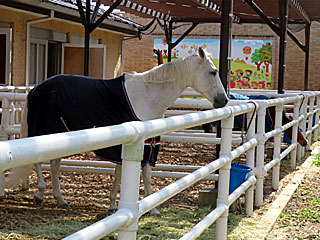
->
[139,55,197,83]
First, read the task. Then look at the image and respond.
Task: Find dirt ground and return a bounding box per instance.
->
[266,156,320,240]
[0,142,318,239]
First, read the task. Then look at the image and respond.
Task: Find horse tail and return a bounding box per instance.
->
[6,101,34,188]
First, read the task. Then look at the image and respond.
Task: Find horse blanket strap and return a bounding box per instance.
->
[27,74,160,166]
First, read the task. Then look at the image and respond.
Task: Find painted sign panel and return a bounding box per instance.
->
[153,38,273,89]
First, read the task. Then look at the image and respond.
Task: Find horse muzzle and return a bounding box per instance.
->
[213,93,229,108]
[301,139,308,147]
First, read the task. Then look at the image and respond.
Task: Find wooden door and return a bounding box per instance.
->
[62,43,106,78]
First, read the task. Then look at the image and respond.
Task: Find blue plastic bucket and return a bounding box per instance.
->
[229,163,252,194]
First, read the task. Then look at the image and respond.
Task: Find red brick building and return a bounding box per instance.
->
[123,15,320,91]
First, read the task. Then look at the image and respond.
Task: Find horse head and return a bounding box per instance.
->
[191,47,229,108]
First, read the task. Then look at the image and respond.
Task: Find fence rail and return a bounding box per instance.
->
[0,88,320,239]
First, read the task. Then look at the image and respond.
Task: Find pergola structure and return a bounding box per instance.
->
[74,0,319,93]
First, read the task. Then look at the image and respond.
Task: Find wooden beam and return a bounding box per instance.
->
[76,0,87,25]
[90,0,122,32]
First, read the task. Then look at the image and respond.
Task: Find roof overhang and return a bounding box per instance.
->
[0,0,141,36]
[98,0,319,25]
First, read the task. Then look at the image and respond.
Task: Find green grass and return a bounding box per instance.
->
[313,154,320,166]
[0,207,262,239]
[136,208,259,240]
[0,218,95,240]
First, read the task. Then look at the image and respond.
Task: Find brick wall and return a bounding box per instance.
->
[124,14,320,91]
[0,6,125,85]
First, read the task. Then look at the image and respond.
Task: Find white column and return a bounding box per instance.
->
[0,98,10,141]
[314,95,320,141]
[0,98,10,196]
[216,114,233,240]
[255,102,267,206]
[299,95,308,158]
[272,104,283,190]
[307,95,315,149]
[245,105,256,216]
[9,101,15,140]
[290,99,300,169]
[117,139,144,240]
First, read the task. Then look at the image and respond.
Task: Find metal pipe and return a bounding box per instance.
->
[118,141,144,239]
[277,0,289,94]
[161,135,242,145]
[216,114,233,239]
[290,99,300,168]
[304,24,311,90]
[245,109,256,216]
[272,104,283,190]
[181,205,226,240]
[307,95,315,149]
[314,96,320,141]
[63,208,134,240]
[255,101,267,206]
[139,156,230,216]
[41,165,219,181]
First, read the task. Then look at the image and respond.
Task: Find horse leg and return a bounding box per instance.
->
[108,164,121,212]
[34,163,46,205]
[142,163,160,216]
[50,159,69,208]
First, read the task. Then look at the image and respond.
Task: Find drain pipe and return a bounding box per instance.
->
[25,10,54,86]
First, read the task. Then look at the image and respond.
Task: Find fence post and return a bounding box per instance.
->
[0,98,10,197]
[255,101,267,206]
[216,114,233,240]
[245,105,256,216]
[272,103,283,190]
[0,98,10,141]
[290,99,300,169]
[314,95,320,141]
[307,95,315,149]
[298,95,308,158]
[117,138,144,240]
[9,101,15,140]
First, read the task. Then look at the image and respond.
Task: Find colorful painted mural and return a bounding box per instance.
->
[153,38,273,90]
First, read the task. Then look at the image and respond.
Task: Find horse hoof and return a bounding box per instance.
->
[34,195,43,205]
[58,203,70,209]
[149,209,161,217]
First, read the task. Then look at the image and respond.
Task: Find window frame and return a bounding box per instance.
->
[28,38,48,86]
[0,28,12,85]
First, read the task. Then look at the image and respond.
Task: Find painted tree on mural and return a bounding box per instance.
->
[251,49,264,71]
[251,42,272,72]
[260,42,272,73]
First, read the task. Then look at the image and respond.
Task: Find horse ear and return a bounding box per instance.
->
[198,47,206,59]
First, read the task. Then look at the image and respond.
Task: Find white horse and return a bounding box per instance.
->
[9,47,228,216]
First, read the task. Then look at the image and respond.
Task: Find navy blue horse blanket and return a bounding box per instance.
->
[27,74,160,166]
[229,93,273,132]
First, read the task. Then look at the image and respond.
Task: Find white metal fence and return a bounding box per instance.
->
[0,88,319,239]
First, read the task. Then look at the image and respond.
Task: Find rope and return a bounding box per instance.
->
[60,117,70,132]
[245,101,258,135]
[240,101,258,144]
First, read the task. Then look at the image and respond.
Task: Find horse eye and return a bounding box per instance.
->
[211,71,217,76]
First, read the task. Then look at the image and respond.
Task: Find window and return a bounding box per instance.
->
[47,41,62,78]
[0,28,12,85]
[29,38,48,85]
